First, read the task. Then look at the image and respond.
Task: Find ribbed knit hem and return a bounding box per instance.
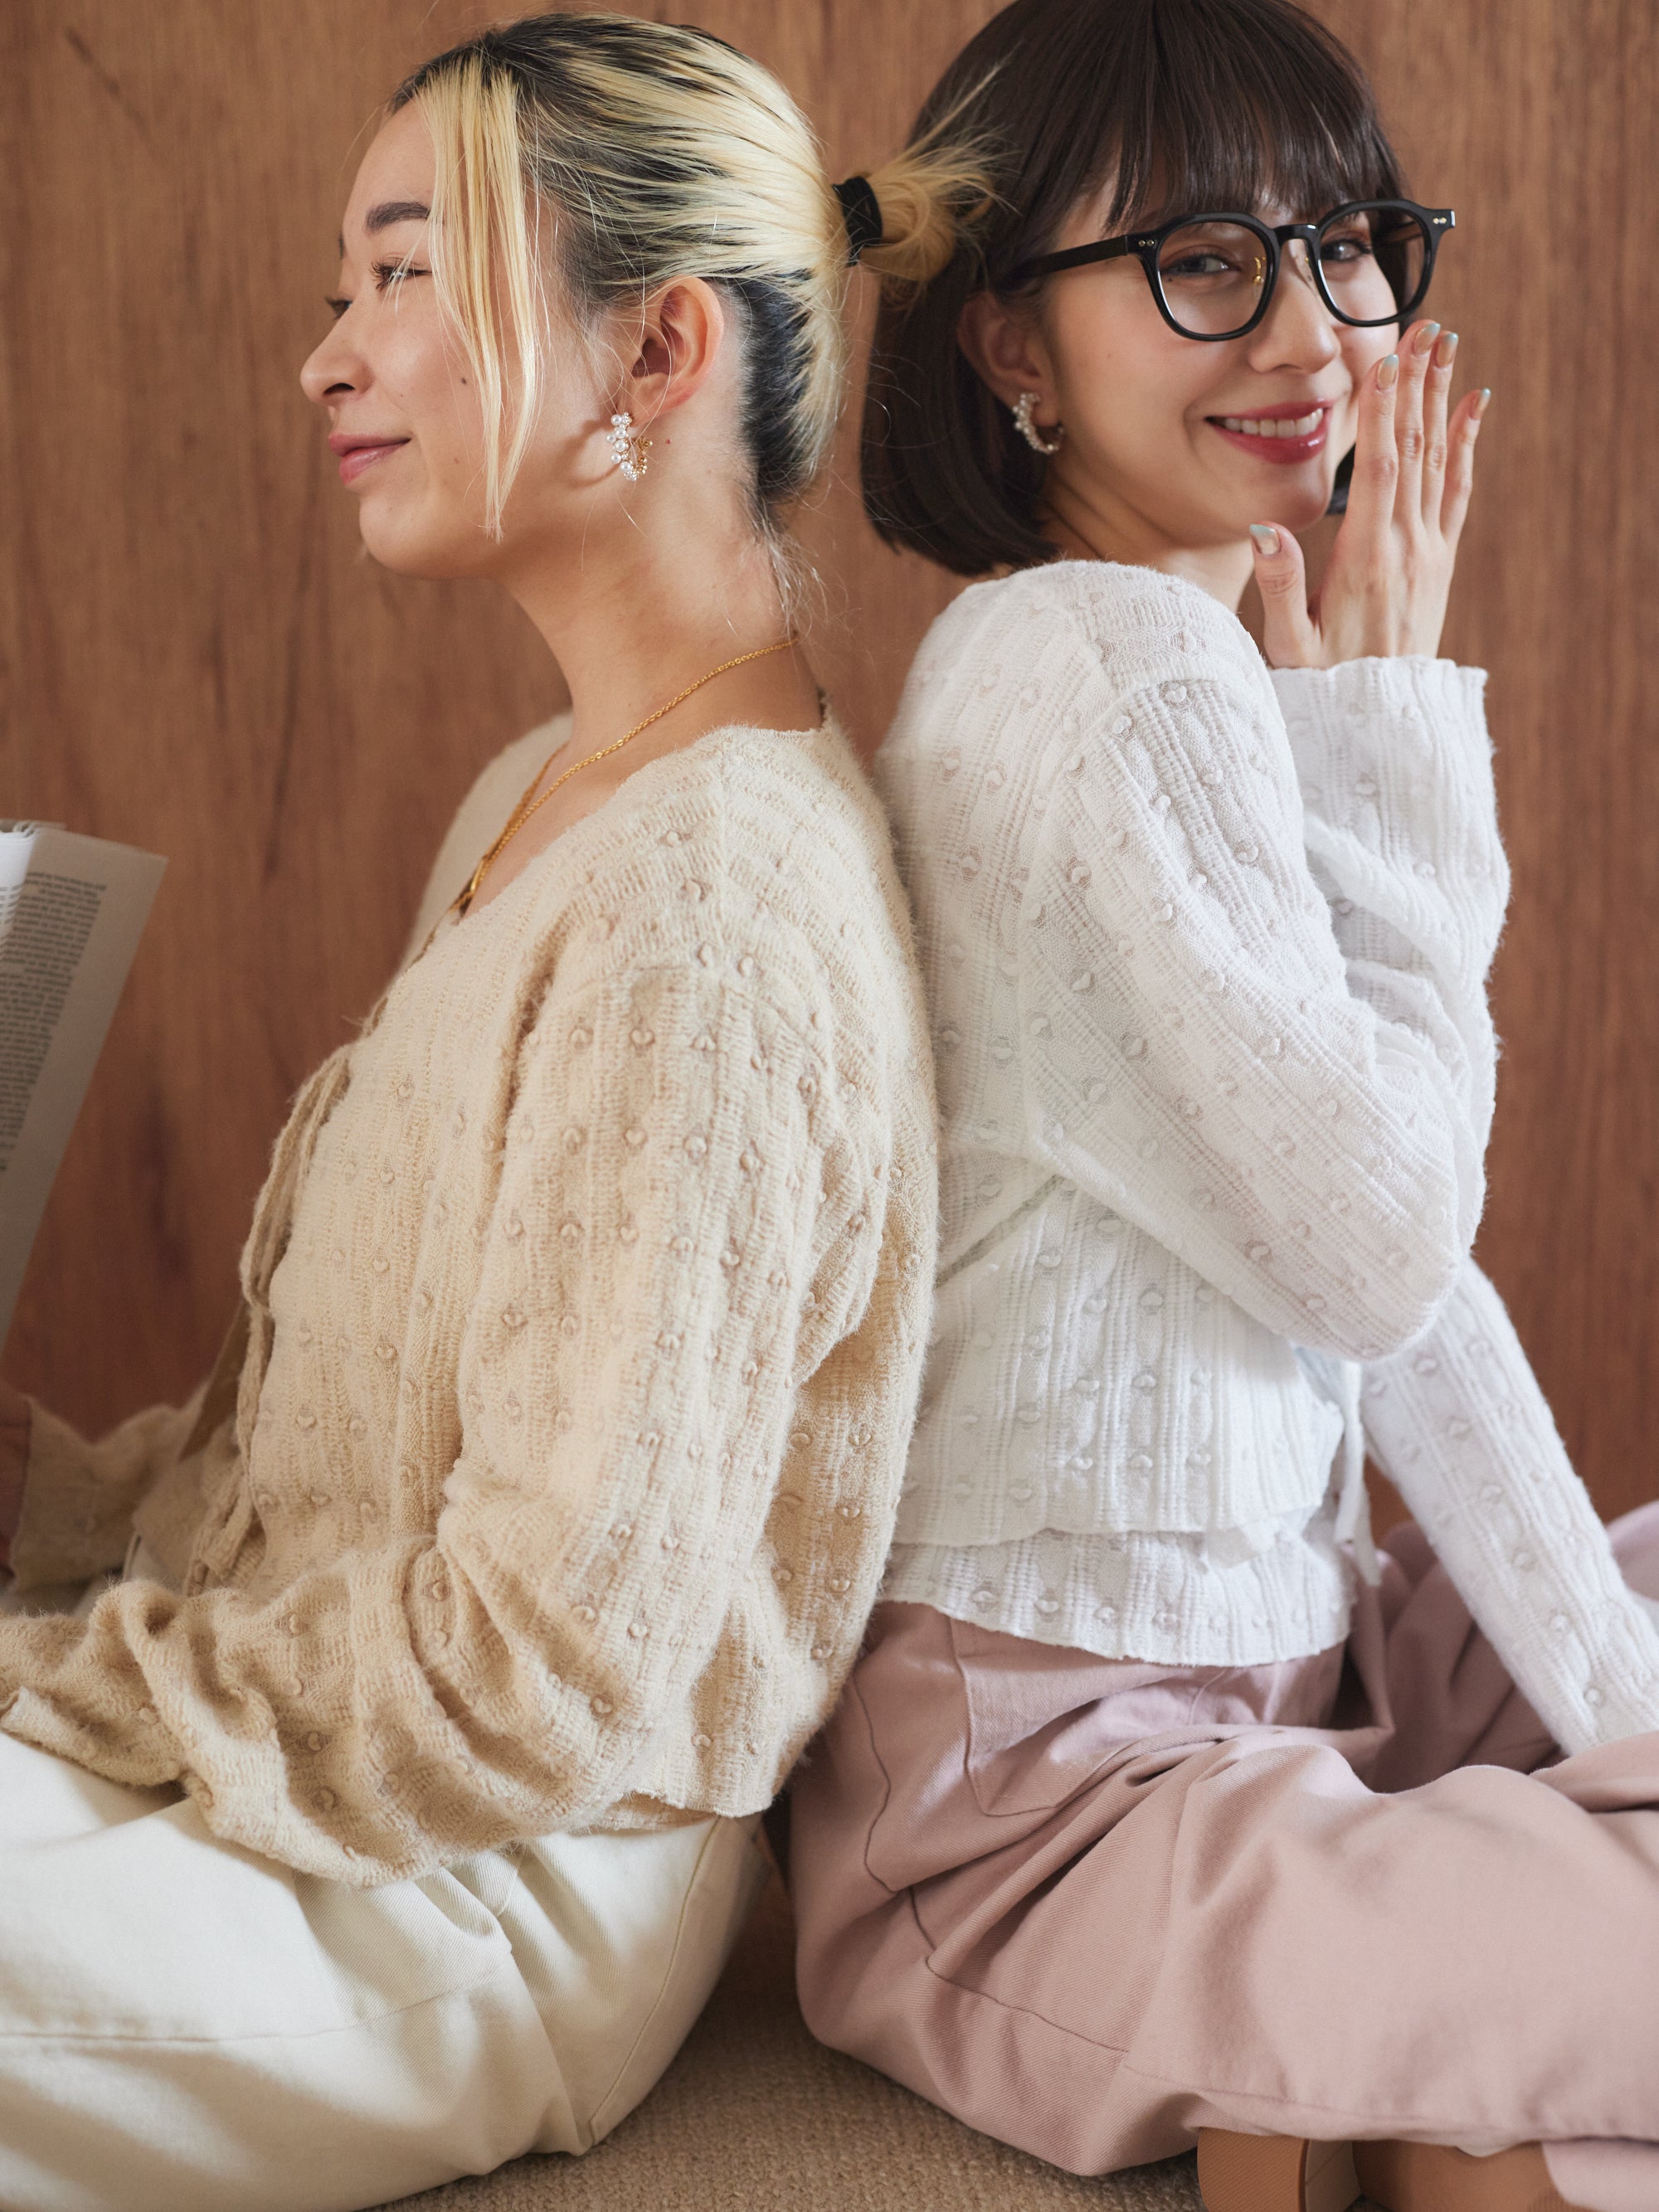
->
[1272,654,1490,775]
[879,1516,1356,1668]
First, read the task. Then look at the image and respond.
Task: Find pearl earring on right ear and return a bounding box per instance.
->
[1012,391,1064,455]
[606,411,652,482]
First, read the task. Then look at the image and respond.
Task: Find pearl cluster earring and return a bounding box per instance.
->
[1012,390,1064,455]
[607,411,652,482]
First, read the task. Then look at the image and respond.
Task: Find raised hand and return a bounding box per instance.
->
[1249,317,1490,668]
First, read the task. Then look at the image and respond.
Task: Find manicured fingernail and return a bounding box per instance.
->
[1249,523,1281,557]
[1434,329,1459,369]
[1378,353,1399,389]
[1475,386,1492,416]
[1415,320,1442,352]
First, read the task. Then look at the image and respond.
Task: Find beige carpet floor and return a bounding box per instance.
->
[381,1873,1389,2211]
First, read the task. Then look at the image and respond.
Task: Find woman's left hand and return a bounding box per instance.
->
[1251,317,1490,668]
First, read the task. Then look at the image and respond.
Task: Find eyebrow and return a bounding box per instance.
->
[337,199,432,255]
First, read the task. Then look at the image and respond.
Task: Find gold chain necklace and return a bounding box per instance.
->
[450,636,798,919]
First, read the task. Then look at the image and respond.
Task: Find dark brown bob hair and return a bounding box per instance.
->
[864,0,1408,576]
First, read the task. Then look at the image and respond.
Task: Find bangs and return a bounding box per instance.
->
[1101,0,1401,230]
[930,0,1406,289]
[865,0,1411,577]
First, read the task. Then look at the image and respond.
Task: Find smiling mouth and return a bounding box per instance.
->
[1206,403,1332,461]
[1215,407,1326,438]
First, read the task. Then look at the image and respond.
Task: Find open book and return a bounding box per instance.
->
[0,824,166,1351]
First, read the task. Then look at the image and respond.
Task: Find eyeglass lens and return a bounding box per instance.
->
[1155,206,1430,338]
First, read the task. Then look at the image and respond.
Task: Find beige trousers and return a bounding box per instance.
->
[0,1561,766,2212]
[786,1507,1659,2212]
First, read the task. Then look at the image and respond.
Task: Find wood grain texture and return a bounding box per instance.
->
[1315,0,1659,1524]
[2,2,1654,1530]
[0,1,564,1432]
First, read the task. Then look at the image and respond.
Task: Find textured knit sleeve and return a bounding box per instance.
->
[0,950,868,1884]
[1272,656,1506,1164]
[1018,581,1505,1360]
[3,1392,210,1590]
[1362,1258,1659,1752]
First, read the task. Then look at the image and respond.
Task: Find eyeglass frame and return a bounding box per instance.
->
[1008,198,1455,342]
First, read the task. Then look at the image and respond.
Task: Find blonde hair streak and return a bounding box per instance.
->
[393,15,1000,541]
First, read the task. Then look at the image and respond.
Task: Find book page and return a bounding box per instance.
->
[0,827,166,1350]
[0,828,36,957]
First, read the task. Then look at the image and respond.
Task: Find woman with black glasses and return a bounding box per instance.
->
[781,3,1659,2208]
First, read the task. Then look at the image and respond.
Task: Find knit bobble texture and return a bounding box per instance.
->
[870,558,1659,1755]
[1,717,937,1882]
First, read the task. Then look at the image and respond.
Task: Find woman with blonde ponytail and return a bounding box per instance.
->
[0,17,946,2209]
[785,4,1659,2210]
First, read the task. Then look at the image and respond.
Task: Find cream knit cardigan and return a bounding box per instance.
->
[0,716,937,1885]
[877,560,1659,1755]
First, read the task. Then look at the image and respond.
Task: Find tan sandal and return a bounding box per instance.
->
[1196,2132,1361,2212]
[1196,2129,1588,2211]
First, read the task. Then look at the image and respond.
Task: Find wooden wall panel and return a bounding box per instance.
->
[2,2,1655,1530]
[0,0,569,1432]
[1316,0,1659,1521]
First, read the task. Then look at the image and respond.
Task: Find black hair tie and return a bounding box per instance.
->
[834,175,885,265]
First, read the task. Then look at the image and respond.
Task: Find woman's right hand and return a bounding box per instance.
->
[1250,317,1490,668]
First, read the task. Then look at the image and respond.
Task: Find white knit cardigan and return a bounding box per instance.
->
[874,559,1659,1756]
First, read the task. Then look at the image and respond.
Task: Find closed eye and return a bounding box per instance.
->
[372,258,427,293]
[324,260,427,322]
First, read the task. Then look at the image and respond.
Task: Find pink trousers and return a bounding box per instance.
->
[786,1507,1659,2212]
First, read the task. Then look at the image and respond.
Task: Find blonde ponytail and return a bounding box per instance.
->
[856,105,1005,289]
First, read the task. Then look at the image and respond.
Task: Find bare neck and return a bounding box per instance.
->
[1039,476,1254,615]
[448,464,822,921]
[500,470,815,751]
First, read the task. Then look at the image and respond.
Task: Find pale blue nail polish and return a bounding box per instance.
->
[1249,524,1280,557]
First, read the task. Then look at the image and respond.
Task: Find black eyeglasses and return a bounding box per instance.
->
[1010,199,1454,343]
